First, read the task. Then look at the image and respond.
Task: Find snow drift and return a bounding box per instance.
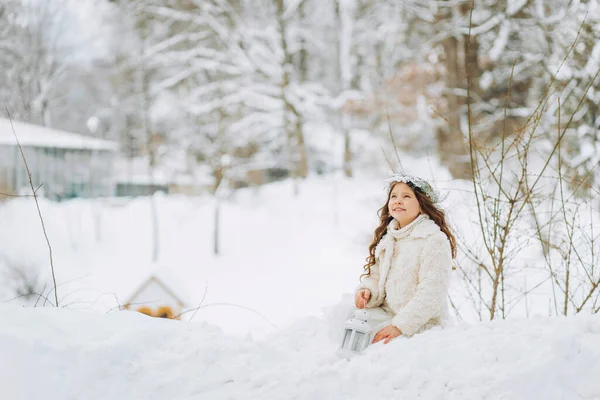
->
[1,307,598,400]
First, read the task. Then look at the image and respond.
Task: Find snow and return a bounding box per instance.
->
[554,62,574,81]
[113,156,212,187]
[489,20,510,61]
[480,71,494,91]
[0,118,118,151]
[0,177,378,337]
[584,42,600,77]
[1,306,598,399]
[4,153,584,327]
[1,161,599,398]
[460,15,503,36]
[338,0,356,88]
[507,0,528,17]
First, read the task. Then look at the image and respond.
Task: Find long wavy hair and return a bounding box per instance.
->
[361,181,457,279]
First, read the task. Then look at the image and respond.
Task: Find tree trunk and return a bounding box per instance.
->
[342,113,352,177]
[275,0,308,181]
[438,35,471,180]
[336,0,354,178]
[295,1,308,178]
[295,117,308,177]
[136,4,159,262]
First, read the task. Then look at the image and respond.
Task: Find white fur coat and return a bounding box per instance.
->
[357,214,453,337]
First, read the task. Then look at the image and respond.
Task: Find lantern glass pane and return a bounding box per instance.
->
[342,329,352,349]
[352,331,365,351]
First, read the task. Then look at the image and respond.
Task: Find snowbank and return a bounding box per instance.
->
[0,177,382,338]
[1,170,581,339]
[1,306,598,400]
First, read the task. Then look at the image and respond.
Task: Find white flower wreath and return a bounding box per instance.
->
[384,173,447,204]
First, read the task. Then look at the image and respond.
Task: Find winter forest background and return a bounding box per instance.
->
[3,0,599,182]
[1,1,600,398]
[1,0,600,335]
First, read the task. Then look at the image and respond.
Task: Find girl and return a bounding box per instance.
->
[355,174,456,344]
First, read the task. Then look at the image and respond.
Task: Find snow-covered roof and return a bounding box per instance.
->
[122,265,190,308]
[125,275,187,309]
[0,118,118,151]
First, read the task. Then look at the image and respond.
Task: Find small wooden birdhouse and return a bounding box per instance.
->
[124,274,186,320]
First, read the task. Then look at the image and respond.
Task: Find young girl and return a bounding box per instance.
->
[355,173,457,344]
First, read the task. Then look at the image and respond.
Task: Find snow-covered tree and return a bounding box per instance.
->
[0,0,105,127]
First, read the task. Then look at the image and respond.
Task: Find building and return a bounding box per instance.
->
[123,272,188,320]
[0,118,118,200]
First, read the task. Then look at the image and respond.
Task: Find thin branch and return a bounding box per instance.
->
[5,108,58,306]
[189,282,209,322]
[4,290,53,305]
[448,294,464,322]
[1,192,29,197]
[179,302,279,330]
[493,59,516,256]
[465,0,493,262]
[514,65,600,221]
[0,183,43,198]
[455,261,492,312]
[385,109,403,171]
[380,147,396,173]
[34,282,48,307]
[495,13,587,163]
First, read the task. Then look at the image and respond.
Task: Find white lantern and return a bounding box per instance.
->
[337,309,374,358]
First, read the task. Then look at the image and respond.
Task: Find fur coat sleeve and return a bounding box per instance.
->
[356,261,383,308]
[391,233,452,337]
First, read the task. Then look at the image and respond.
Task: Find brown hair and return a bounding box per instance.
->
[361,182,457,279]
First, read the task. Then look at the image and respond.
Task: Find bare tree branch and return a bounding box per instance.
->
[5,107,58,307]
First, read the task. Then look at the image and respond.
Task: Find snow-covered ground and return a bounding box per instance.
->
[0,175,394,337]
[2,306,599,400]
[0,165,581,330]
[0,151,480,337]
[2,163,599,399]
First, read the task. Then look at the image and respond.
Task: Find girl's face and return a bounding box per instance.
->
[388,182,422,228]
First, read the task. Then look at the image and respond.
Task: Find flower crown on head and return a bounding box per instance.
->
[385,172,446,204]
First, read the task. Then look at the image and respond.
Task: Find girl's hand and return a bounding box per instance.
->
[372,325,402,344]
[355,289,371,309]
